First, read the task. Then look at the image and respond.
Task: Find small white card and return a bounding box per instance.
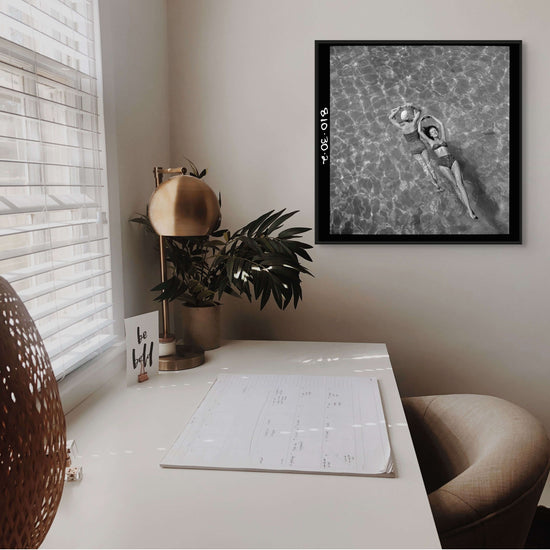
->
[124,311,159,386]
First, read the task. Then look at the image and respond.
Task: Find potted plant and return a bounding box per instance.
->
[131,164,313,349]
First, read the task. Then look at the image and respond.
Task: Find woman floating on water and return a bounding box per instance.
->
[418,115,477,220]
[388,104,442,191]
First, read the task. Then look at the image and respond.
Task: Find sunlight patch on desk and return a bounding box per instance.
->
[351,354,390,360]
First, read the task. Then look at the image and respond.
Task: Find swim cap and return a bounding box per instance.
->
[400,109,410,121]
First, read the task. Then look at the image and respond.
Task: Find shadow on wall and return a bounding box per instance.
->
[221,283,395,345]
[221,297,281,341]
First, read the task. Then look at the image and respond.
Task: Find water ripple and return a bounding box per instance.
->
[329,45,510,235]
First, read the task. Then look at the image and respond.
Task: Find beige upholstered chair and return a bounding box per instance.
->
[403,394,550,549]
[0,277,67,548]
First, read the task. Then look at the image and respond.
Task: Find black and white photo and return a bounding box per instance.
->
[315,41,521,243]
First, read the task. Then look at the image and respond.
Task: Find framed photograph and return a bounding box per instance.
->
[315,41,521,244]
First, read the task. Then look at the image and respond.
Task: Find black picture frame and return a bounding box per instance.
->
[315,40,522,244]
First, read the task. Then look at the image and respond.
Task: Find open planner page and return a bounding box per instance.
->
[161,374,394,476]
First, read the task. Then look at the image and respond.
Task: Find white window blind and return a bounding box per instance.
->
[0,0,116,378]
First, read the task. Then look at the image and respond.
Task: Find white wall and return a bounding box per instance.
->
[99,0,171,320]
[164,0,550,432]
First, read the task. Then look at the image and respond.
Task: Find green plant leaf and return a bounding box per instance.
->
[257,237,276,253]
[242,281,252,301]
[255,209,285,236]
[152,277,178,292]
[236,235,263,255]
[239,210,274,237]
[277,227,311,239]
[226,256,235,280]
[203,240,225,248]
[183,157,199,176]
[264,210,299,236]
[284,240,313,262]
[259,286,271,310]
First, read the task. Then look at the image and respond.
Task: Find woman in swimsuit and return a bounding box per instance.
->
[418,115,477,220]
[388,104,442,191]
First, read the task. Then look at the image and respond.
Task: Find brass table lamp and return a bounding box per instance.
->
[149,166,221,371]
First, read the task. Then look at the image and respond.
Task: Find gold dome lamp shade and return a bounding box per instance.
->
[148,173,221,237]
[149,167,221,371]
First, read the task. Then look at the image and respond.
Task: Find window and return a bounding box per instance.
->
[0,0,117,378]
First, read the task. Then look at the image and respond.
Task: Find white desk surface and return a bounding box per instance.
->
[42,340,441,549]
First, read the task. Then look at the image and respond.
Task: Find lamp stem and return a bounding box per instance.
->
[154,167,170,340]
[159,235,170,340]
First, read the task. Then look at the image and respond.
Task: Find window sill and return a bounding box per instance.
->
[57,342,125,414]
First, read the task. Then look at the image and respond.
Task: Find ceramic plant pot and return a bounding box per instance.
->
[181,304,221,350]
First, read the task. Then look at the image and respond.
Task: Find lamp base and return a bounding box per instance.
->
[158,344,205,371]
[159,337,177,356]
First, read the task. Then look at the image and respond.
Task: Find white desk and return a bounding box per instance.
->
[42,340,441,549]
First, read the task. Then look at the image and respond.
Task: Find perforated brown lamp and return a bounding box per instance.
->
[149,167,221,371]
